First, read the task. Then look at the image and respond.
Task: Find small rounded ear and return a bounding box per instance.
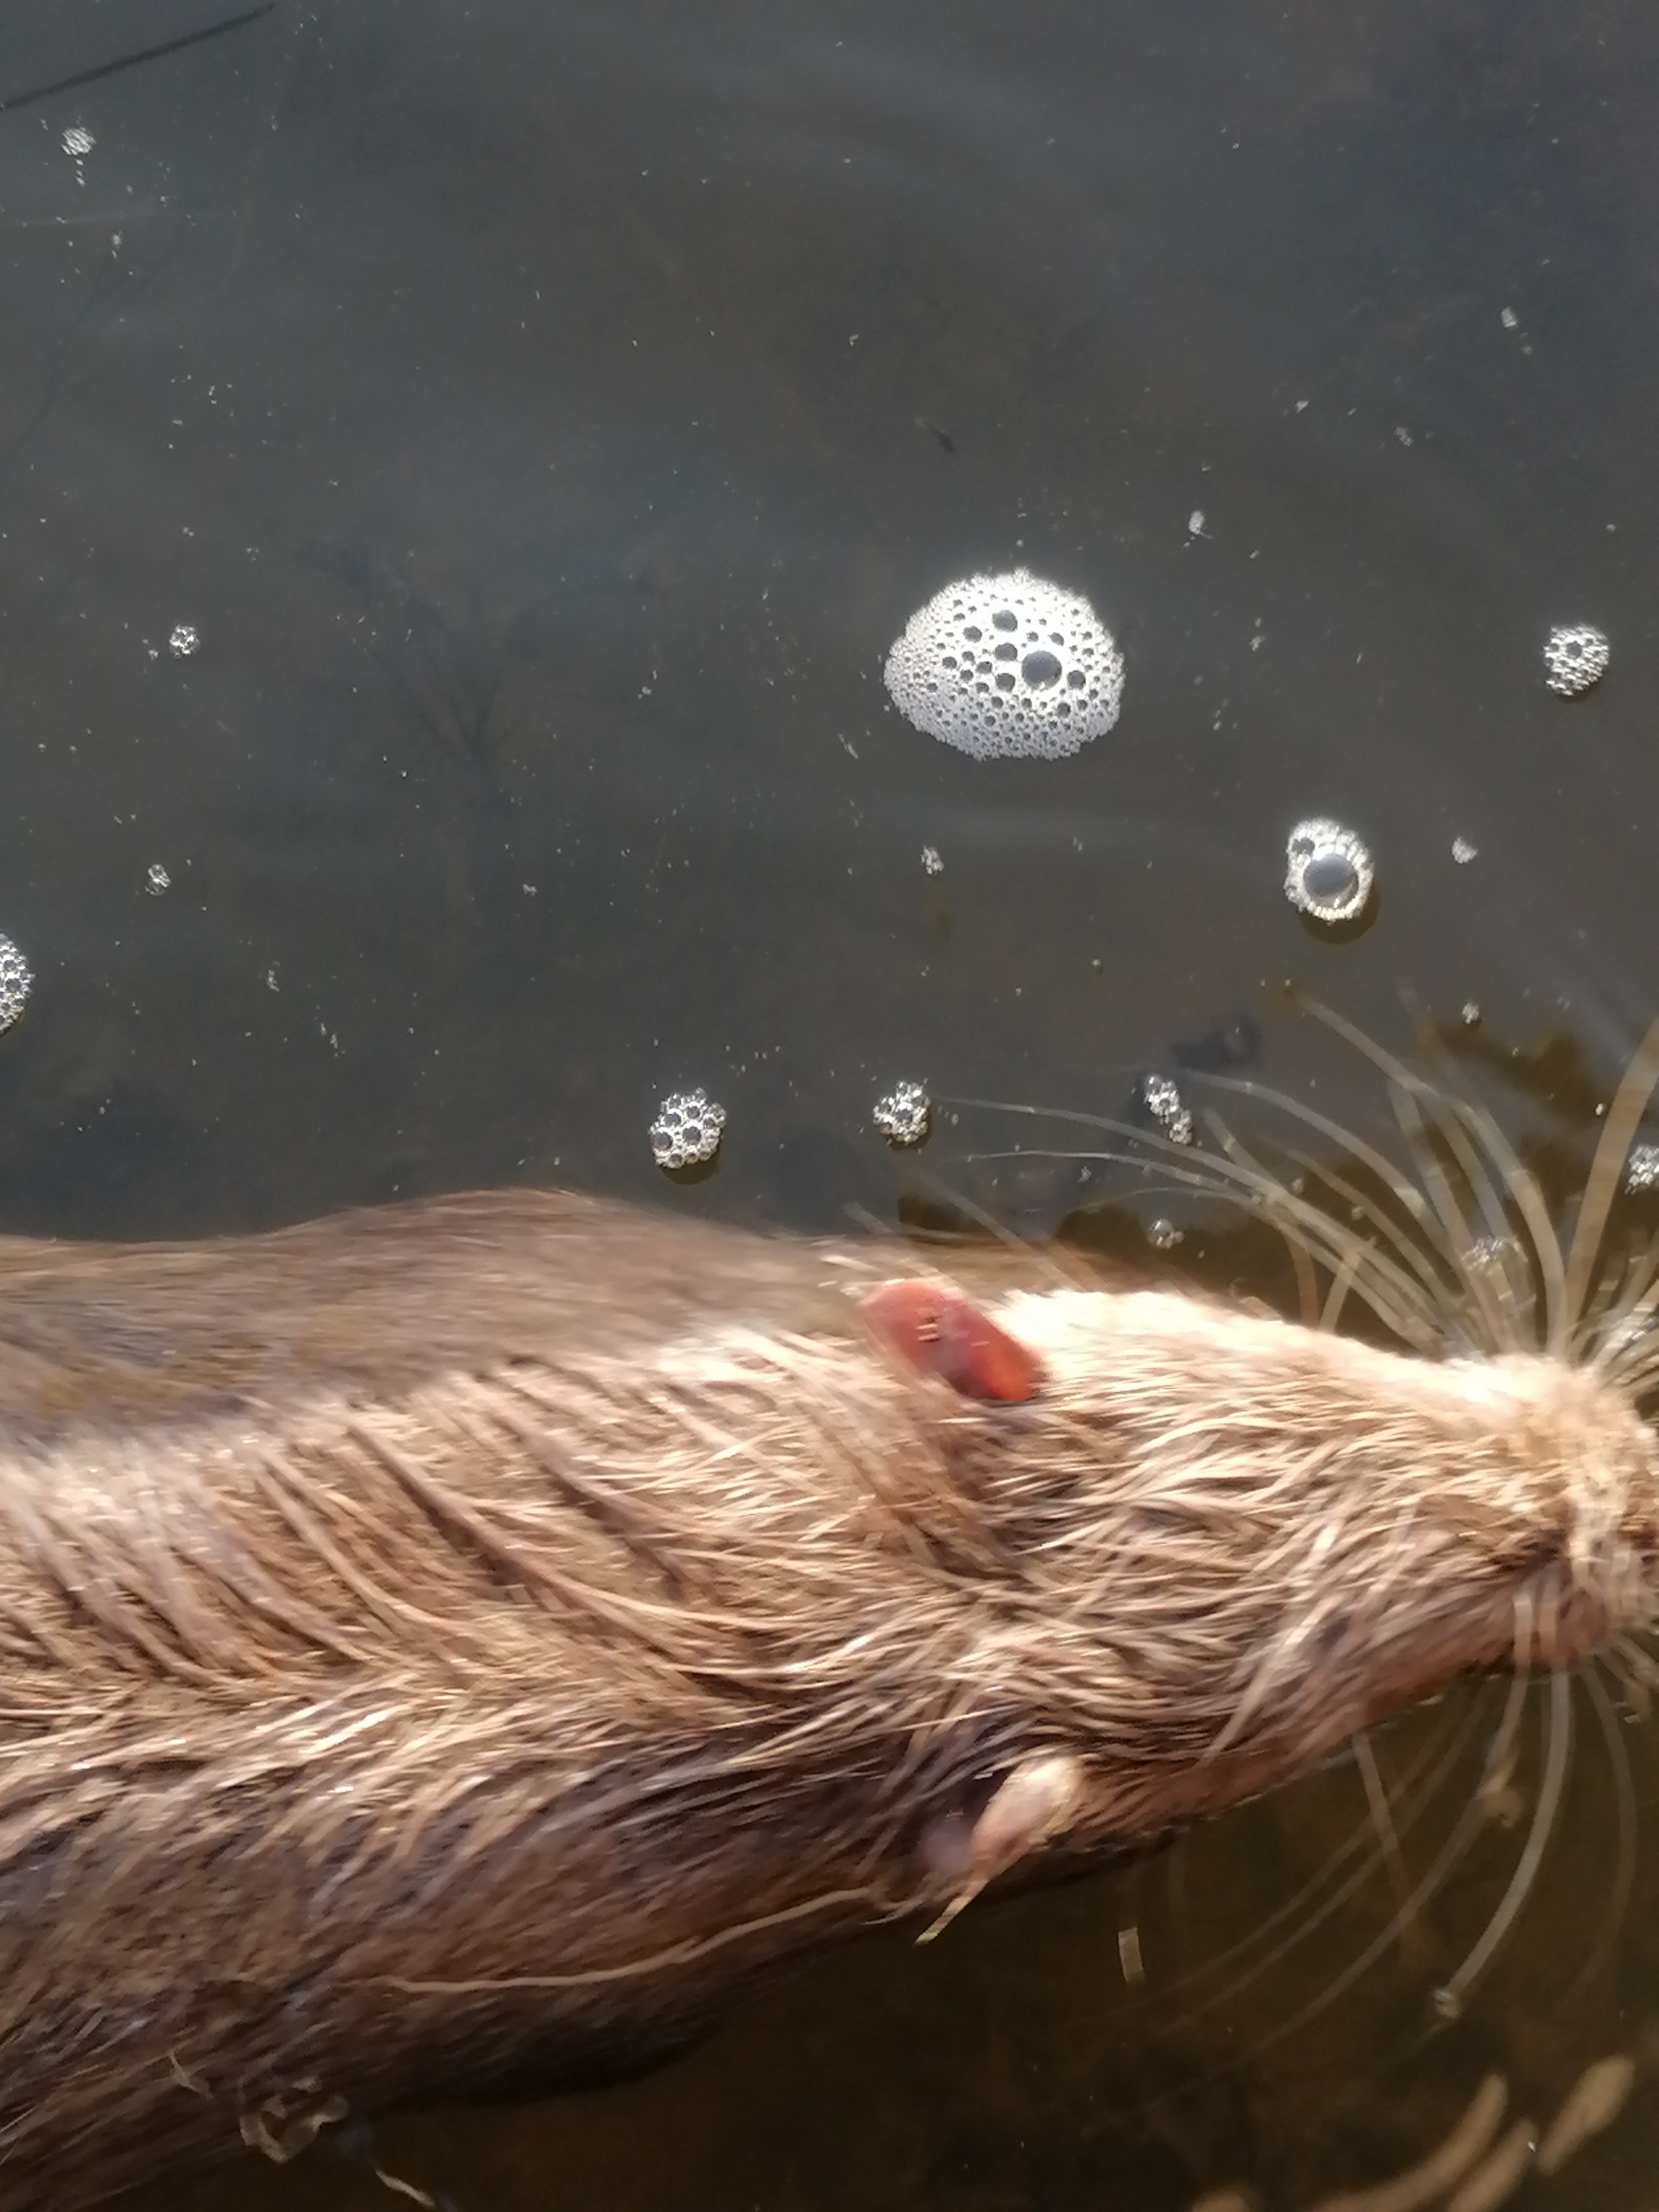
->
[859,1280,1045,1403]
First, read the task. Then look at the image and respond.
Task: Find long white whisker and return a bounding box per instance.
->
[1433,1667,1572,2019]
[1563,1664,1637,2004]
[1564,1016,1659,1336]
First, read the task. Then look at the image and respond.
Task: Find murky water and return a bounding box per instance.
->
[4,1,1659,2206]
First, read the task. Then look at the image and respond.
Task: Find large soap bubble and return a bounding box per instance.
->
[885,569,1124,760]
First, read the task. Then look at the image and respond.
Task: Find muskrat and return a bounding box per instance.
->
[4,1011,1659,2208]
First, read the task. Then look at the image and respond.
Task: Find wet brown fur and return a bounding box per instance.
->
[0,1185,1655,2205]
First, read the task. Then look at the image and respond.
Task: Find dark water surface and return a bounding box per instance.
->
[3,0,1659,2206]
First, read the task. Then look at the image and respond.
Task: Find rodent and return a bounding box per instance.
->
[1,1012,1656,2208]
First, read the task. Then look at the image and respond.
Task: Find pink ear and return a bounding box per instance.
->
[859,1280,1044,1403]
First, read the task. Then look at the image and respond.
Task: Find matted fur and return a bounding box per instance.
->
[0,1170,1654,2207]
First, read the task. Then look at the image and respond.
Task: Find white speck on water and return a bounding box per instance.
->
[1394,425,1414,446]
[62,126,94,160]
[1500,305,1519,329]
[1462,1002,1482,1027]
[144,863,170,896]
[1188,509,1209,538]
[1452,837,1478,864]
[168,623,199,658]
[921,846,944,876]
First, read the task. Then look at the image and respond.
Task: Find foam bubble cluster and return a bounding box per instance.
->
[872,1080,931,1148]
[885,569,1124,759]
[1285,818,1375,926]
[0,936,32,1033]
[650,1088,726,1171]
[1137,1072,1194,1147]
[1543,624,1609,697]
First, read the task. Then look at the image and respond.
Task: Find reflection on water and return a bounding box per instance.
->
[2,0,1658,2206]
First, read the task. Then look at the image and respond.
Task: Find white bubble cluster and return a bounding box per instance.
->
[0,936,32,1033]
[1626,1142,1659,1194]
[1285,817,1375,926]
[872,1080,931,1148]
[650,1088,726,1171]
[1543,624,1609,697]
[145,863,170,896]
[168,623,199,659]
[884,569,1124,760]
[1138,1072,1194,1147]
[62,126,94,160]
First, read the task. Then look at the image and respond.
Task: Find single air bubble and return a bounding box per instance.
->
[0,936,32,1033]
[1543,624,1609,697]
[1137,1072,1195,1147]
[885,569,1124,759]
[1626,1143,1659,1194]
[872,1080,931,1149]
[144,863,170,896]
[649,1089,726,1171]
[1284,817,1375,927]
[168,624,199,658]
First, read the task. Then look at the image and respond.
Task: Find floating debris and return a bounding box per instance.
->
[168,623,200,659]
[1115,1924,1145,1984]
[1138,1072,1195,1147]
[921,845,944,876]
[1284,817,1375,927]
[0,936,32,1033]
[1543,624,1609,697]
[145,863,171,897]
[1536,2053,1635,2177]
[649,1089,726,1171]
[885,569,1124,760]
[1452,837,1478,864]
[872,1080,931,1148]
